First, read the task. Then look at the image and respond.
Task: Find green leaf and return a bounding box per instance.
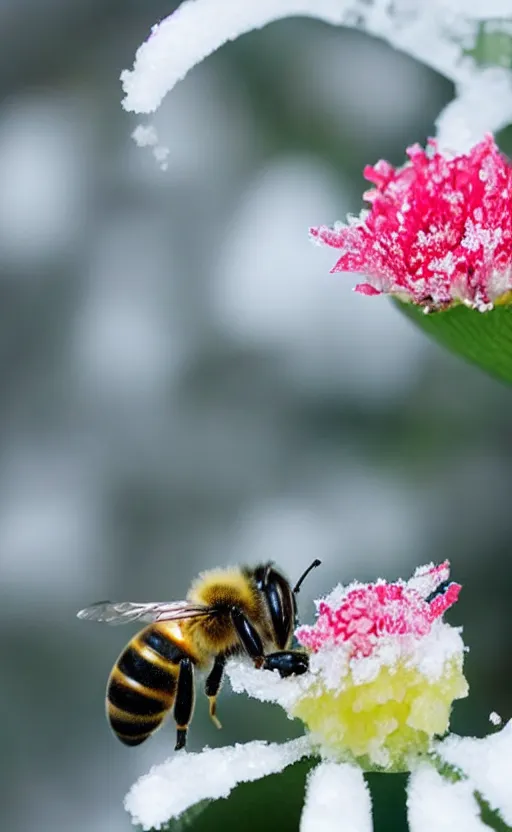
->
[475,791,512,832]
[470,20,512,69]
[396,302,512,384]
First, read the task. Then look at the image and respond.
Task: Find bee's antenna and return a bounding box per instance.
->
[293,559,321,594]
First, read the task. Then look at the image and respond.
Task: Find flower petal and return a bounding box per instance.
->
[312,136,512,312]
[300,762,372,832]
[438,720,512,826]
[407,765,486,831]
[125,736,311,830]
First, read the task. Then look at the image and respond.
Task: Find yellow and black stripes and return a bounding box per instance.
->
[106,624,193,747]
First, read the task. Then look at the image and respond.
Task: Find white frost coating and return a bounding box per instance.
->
[435,67,512,153]
[121,0,512,154]
[489,711,502,726]
[228,656,311,710]
[439,720,512,826]
[446,0,512,16]
[125,736,311,830]
[407,765,486,832]
[121,0,347,115]
[300,762,372,832]
[228,619,465,707]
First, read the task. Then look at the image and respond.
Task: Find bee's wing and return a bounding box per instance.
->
[77,600,212,625]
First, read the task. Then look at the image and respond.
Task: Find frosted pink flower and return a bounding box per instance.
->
[311,134,512,312]
[296,561,461,658]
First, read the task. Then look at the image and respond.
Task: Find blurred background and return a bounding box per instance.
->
[1,1,512,830]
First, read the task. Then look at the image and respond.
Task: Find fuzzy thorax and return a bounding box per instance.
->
[228,562,468,772]
[186,566,264,656]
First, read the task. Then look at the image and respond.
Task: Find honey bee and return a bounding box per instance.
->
[77,560,320,750]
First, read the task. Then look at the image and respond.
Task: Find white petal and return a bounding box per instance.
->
[438,720,512,826]
[300,762,372,832]
[124,736,311,830]
[407,765,486,832]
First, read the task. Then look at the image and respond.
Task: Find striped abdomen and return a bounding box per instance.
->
[106,623,193,746]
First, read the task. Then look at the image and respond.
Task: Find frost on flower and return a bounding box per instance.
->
[230,561,468,771]
[125,563,512,831]
[300,761,373,832]
[407,765,485,832]
[311,135,512,314]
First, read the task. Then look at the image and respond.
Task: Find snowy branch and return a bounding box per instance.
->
[121,0,512,158]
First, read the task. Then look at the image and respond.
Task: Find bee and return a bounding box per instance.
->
[77,559,320,751]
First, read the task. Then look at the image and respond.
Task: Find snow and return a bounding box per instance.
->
[228,656,310,711]
[300,762,372,832]
[228,617,465,709]
[489,711,502,727]
[438,720,512,826]
[121,0,347,114]
[121,0,512,158]
[124,736,311,830]
[407,765,486,832]
[436,68,512,153]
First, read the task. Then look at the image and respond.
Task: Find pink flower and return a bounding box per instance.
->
[296,561,461,658]
[311,135,512,312]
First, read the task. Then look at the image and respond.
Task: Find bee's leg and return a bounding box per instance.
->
[174,657,195,751]
[230,608,265,668]
[205,655,226,729]
[262,650,309,678]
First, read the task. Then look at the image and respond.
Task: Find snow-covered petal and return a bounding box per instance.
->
[438,720,512,826]
[407,765,486,832]
[125,736,311,830]
[300,761,372,832]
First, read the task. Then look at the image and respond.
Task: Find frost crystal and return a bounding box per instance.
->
[311,135,512,312]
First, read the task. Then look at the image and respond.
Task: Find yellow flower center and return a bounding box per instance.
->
[291,655,468,772]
